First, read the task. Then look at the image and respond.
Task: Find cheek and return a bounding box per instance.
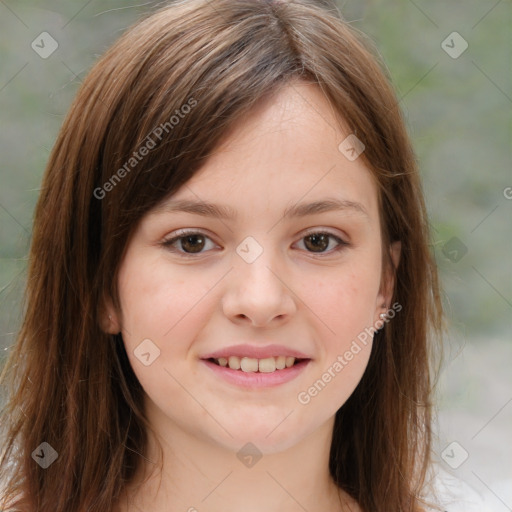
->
[117,253,213,350]
[305,257,381,341]
[295,266,378,416]
[116,255,213,416]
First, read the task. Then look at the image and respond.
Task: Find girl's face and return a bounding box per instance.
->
[111,82,397,454]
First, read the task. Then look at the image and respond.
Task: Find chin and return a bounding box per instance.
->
[210,416,310,455]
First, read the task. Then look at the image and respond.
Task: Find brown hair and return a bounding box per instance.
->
[0,0,443,510]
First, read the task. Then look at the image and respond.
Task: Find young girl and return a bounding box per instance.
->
[0,0,471,510]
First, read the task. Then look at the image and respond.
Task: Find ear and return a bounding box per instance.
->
[375,241,401,320]
[98,294,121,335]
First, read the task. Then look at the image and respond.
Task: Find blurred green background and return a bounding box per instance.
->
[1,0,511,506]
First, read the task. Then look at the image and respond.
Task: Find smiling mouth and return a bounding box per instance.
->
[207,356,308,373]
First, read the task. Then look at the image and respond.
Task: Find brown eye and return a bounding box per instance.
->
[299,232,347,254]
[179,234,206,253]
[304,233,330,252]
[162,231,216,255]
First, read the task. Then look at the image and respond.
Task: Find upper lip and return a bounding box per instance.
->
[201,344,311,360]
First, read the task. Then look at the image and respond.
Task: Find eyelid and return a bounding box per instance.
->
[300,226,348,243]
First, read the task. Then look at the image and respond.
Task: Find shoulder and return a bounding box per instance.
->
[423,465,493,512]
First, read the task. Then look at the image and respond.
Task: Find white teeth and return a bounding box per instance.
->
[228,356,241,370]
[275,355,286,370]
[258,357,276,373]
[216,355,298,372]
[285,356,295,368]
[240,357,258,372]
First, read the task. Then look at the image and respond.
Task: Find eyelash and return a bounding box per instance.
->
[161,229,349,258]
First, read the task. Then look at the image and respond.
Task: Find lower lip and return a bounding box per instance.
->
[201,359,311,389]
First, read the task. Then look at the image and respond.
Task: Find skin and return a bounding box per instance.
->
[105,81,400,512]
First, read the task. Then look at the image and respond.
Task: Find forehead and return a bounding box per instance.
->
[157,82,380,222]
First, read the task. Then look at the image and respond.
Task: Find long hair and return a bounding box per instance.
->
[0,1,443,510]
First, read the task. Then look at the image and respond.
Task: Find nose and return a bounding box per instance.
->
[221,245,297,327]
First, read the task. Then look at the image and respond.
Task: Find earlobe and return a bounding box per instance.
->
[376,240,402,318]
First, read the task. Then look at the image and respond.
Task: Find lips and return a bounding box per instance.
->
[201,357,311,388]
[200,344,312,384]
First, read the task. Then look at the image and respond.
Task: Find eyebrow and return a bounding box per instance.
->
[154,197,369,220]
